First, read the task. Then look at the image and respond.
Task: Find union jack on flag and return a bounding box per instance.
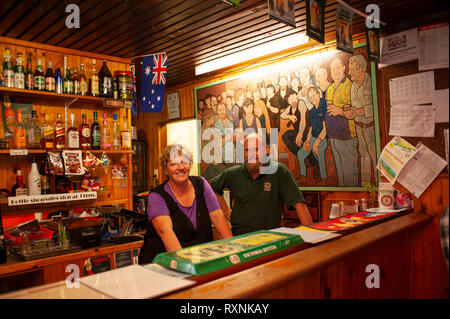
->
[140,53,167,113]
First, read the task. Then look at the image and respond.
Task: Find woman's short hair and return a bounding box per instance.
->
[160,144,193,170]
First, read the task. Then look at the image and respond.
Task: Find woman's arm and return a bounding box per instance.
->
[151,215,182,252]
[209,209,233,239]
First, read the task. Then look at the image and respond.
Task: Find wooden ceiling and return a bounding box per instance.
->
[1,0,447,88]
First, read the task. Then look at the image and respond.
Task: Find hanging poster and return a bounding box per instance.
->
[306,0,326,44]
[195,45,381,191]
[268,0,296,28]
[379,28,418,68]
[366,27,380,62]
[336,4,354,53]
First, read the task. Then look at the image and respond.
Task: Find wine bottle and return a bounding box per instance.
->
[3,48,14,88]
[91,111,101,150]
[79,63,88,96]
[99,60,113,98]
[25,58,34,90]
[45,61,55,92]
[101,113,111,149]
[33,59,45,91]
[26,110,42,149]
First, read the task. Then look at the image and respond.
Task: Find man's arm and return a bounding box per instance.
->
[294,201,313,225]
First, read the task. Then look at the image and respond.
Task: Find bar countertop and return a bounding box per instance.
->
[0,211,432,299]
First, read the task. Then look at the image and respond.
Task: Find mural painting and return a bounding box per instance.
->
[195,46,380,190]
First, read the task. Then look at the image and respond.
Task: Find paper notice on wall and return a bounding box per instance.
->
[377,137,418,184]
[396,143,448,198]
[418,23,449,71]
[389,105,435,137]
[389,71,435,106]
[379,28,418,68]
[433,89,449,123]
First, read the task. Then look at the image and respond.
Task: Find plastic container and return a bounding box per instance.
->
[4,227,55,247]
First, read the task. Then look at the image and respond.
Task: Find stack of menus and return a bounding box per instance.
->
[153,230,304,275]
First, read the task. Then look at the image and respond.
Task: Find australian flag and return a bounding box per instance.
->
[140,53,167,113]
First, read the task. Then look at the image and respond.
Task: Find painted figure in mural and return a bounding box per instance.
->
[254,99,270,134]
[232,88,245,129]
[297,68,315,111]
[315,67,331,97]
[201,108,226,180]
[281,90,308,170]
[215,102,235,166]
[325,57,359,186]
[297,87,328,186]
[239,98,261,134]
[266,84,282,130]
[346,54,376,186]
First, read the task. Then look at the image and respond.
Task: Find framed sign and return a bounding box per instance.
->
[306,0,326,44]
[194,44,381,191]
[167,91,181,120]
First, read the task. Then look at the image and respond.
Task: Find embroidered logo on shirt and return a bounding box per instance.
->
[264,182,272,191]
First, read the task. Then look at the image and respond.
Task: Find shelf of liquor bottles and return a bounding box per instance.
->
[0,87,104,105]
[0,197,129,216]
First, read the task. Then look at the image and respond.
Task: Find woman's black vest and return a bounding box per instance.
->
[138,176,213,264]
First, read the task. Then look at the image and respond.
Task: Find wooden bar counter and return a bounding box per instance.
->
[1,211,448,299]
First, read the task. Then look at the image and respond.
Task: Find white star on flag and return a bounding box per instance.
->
[145,66,151,76]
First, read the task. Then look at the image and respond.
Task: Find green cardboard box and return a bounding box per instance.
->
[153,230,304,275]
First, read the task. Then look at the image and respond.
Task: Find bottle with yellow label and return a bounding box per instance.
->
[13,109,27,149]
[41,113,55,149]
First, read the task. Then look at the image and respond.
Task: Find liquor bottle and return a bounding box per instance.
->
[25,58,34,90]
[41,113,55,149]
[55,68,63,94]
[33,59,45,91]
[99,60,113,98]
[28,158,42,196]
[113,78,118,99]
[45,61,55,92]
[90,59,99,97]
[67,113,79,149]
[79,113,91,150]
[55,113,66,149]
[121,117,131,150]
[72,67,80,95]
[79,63,88,96]
[101,113,111,149]
[63,67,74,94]
[14,52,25,89]
[112,113,121,150]
[91,111,101,150]
[39,158,51,195]
[11,168,28,196]
[3,48,14,88]
[26,110,42,149]
[13,109,27,149]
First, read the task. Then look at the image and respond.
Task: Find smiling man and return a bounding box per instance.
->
[211,133,313,236]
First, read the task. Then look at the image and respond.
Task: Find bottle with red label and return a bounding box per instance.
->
[67,113,80,149]
[79,113,91,150]
[25,58,34,90]
[55,113,66,149]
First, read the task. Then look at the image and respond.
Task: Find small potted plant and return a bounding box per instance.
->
[364,182,377,208]
[58,223,70,249]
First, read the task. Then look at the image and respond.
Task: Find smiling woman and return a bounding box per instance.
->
[138,144,233,264]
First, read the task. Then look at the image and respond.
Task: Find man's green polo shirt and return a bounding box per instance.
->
[210,161,305,235]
